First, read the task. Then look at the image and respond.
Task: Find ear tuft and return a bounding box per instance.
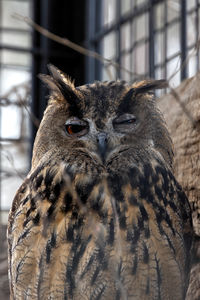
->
[39,64,81,103]
[133,79,168,94]
[46,64,80,105]
[47,64,75,90]
[39,64,82,117]
[38,74,61,93]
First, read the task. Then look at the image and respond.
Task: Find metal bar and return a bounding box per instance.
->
[0,0,2,220]
[85,0,96,82]
[90,0,164,43]
[155,52,181,67]
[0,27,30,33]
[90,1,153,43]
[30,0,41,162]
[0,44,32,52]
[90,0,169,44]
[0,137,30,142]
[164,0,167,80]
[95,0,103,80]
[129,37,151,52]
[115,0,121,78]
[2,0,28,2]
[130,1,134,81]
[149,0,155,78]
[0,45,77,59]
[196,0,199,71]
[180,0,187,79]
[110,45,183,66]
[153,17,181,34]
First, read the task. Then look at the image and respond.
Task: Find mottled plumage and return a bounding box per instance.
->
[8,65,193,299]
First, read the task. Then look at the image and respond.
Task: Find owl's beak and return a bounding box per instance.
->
[96,132,108,163]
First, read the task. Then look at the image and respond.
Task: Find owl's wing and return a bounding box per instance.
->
[8,179,29,235]
[7,178,29,299]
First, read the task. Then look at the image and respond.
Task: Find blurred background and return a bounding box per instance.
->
[0,0,199,297]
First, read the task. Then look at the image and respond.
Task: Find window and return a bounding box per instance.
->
[0,0,32,223]
[86,0,199,88]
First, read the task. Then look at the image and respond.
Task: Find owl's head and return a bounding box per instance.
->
[32,65,173,172]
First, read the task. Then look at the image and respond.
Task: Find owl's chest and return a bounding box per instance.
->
[11,163,190,300]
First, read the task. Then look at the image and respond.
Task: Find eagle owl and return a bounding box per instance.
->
[8,65,193,300]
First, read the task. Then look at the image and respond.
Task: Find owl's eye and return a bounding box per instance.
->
[114,114,137,126]
[65,120,88,136]
[116,118,136,125]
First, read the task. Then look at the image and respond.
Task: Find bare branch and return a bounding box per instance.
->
[2,150,26,180]
[0,80,40,128]
[13,13,141,79]
[0,81,30,106]
[8,13,200,129]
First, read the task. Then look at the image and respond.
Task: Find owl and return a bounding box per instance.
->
[7,65,193,300]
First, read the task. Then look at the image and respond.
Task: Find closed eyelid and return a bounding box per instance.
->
[114,114,136,124]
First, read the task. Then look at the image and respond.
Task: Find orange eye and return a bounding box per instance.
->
[65,124,87,135]
[67,125,74,135]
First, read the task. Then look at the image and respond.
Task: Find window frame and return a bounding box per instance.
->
[86,0,191,83]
